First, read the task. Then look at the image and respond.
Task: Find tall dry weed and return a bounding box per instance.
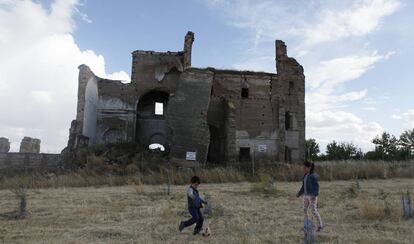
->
[1,160,414,190]
[360,199,389,220]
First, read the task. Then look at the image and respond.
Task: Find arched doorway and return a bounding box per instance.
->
[136,90,172,151]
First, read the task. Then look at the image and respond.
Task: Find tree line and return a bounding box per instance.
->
[306,129,414,161]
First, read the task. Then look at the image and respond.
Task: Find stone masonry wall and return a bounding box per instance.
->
[167,68,214,163]
[273,40,306,162]
[19,137,41,153]
[211,70,278,162]
[0,137,10,153]
[67,32,306,164]
[0,153,61,174]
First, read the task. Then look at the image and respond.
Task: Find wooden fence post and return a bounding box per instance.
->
[303,218,315,244]
[401,189,412,220]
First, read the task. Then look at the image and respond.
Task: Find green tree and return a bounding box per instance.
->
[364,150,381,160]
[306,138,320,161]
[326,141,358,160]
[399,129,414,160]
[372,132,399,160]
[354,148,364,160]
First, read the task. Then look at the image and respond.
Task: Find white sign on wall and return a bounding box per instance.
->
[258,144,267,152]
[186,151,197,161]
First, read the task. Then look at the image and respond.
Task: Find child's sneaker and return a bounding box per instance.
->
[193,228,201,235]
[179,222,184,232]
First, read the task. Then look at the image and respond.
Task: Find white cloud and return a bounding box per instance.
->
[363,97,377,105]
[390,109,414,131]
[107,71,131,83]
[304,52,391,151]
[307,111,383,151]
[31,91,53,104]
[306,52,393,91]
[402,109,414,128]
[303,0,401,47]
[363,107,377,111]
[202,0,401,51]
[0,0,129,153]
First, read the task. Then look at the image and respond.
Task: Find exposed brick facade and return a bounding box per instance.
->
[67,32,306,164]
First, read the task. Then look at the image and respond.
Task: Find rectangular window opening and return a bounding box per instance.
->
[155,102,164,115]
[241,88,249,99]
[239,147,251,162]
[288,81,294,95]
[285,111,291,130]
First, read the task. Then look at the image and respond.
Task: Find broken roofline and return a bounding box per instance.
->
[204,67,276,76]
[130,50,277,76]
[132,50,183,56]
[131,31,285,76]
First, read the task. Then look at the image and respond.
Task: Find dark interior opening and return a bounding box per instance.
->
[285,146,292,163]
[285,111,291,130]
[241,88,249,99]
[288,81,294,95]
[206,97,228,164]
[239,147,251,162]
[137,90,169,118]
[207,125,226,164]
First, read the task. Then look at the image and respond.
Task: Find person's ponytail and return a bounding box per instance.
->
[310,162,315,174]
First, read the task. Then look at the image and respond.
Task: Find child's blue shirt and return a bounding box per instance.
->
[187,186,206,209]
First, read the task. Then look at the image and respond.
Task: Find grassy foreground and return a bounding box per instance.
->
[1,179,414,243]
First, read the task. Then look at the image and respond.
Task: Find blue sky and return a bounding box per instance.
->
[0,0,413,153]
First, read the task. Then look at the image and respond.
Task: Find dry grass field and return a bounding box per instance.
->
[1,179,414,244]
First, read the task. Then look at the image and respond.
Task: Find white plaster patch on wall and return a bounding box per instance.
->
[236,130,250,139]
[235,129,279,157]
[98,97,133,110]
[83,77,98,145]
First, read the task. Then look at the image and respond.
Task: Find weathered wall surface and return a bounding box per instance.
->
[183,31,194,68]
[83,75,99,144]
[0,137,10,153]
[96,80,135,145]
[273,40,306,163]
[19,137,41,153]
[210,70,278,162]
[66,32,306,164]
[74,63,182,148]
[0,153,61,173]
[167,68,214,162]
[131,51,183,85]
[76,65,95,127]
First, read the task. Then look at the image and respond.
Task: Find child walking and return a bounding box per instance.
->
[179,176,208,235]
[296,161,324,232]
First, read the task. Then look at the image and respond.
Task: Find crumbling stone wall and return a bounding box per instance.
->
[0,137,10,153]
[273,40,306,163]
[183,31,194,68]
[19,137,41,153]
[65,31,306,164]
[0,152,61,174]
[209,70,278,163]
[167,68,214,162]
[0,136,61,174]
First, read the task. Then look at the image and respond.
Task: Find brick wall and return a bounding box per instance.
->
[0,153,61,174]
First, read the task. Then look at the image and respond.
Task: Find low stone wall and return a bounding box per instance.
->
[0,152,62,174]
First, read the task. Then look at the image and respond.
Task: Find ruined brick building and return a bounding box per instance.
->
[66,31,305,164]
